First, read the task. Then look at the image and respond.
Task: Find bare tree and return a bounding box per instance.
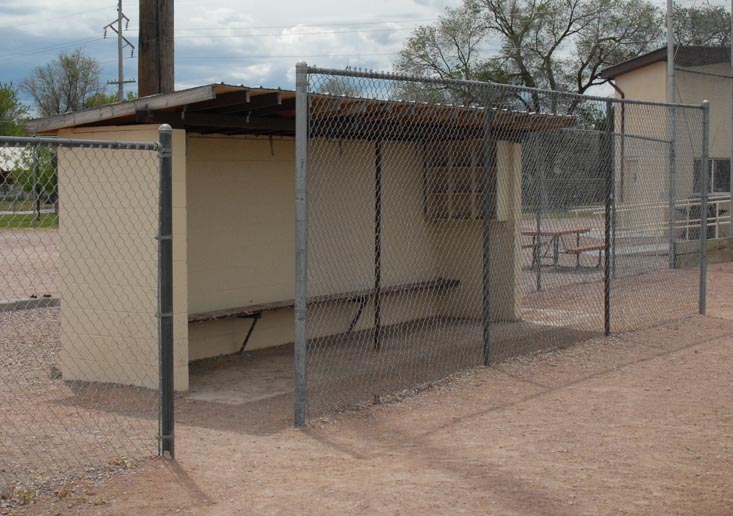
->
[396,5,493,82]
[673,1,730,47]
[397,0,662,95]
[21,49,105,116]
[571,0,662,94]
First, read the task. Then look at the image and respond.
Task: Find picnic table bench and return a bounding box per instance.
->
[563,243,605,270]
[522,226,591,269]
[188,278,460,354]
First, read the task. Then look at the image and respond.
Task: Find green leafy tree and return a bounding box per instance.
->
[21,49,105,116]
[8,147,57,205]
[0,82,29,136]
[85,89,136,108]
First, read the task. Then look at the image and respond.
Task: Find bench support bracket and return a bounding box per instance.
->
[346,296,369,333]
[237,313,262,355]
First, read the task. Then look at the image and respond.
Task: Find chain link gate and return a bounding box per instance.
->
[0,128,174,503]
[294,64,708,424]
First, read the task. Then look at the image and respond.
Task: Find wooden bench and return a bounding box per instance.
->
[188,278,460,354]
[563,243,605,270]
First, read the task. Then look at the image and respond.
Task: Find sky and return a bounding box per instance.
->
[1,0,730,113]
[0,0,461,110]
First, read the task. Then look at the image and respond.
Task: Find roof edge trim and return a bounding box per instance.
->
[25,84,218,134]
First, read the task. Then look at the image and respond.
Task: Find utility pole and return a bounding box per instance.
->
[104,0,136,101]
[139,0,174,97]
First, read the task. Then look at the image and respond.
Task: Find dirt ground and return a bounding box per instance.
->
[0,229,58,301]
[2,228,732,515]
[10,308,733,515]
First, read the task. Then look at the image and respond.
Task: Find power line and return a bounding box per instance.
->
[175,51,399,60]
[0,37,105,62]
[165,18,437,32]
[0,19,427,63]
[147,27,420,40]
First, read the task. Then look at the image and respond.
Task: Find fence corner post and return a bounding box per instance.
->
[604,100,614,337]
[157,123,175,458]
[294,62,309,427]
[481,88,495,367]
[699,100,710,315]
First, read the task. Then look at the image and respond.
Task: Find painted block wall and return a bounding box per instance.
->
[186,136,522,360]
[613,61,730,235]
[57,125,189,390]
[433,141,522,321]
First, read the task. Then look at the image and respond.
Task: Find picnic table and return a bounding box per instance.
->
[522,226,591,269]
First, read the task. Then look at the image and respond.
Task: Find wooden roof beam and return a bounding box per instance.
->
[188,90,251,112]
[190,90,285,115]
[228,92,282,113]
[136,109,185,128]
[136,109,294,132]
[254,97,295,115]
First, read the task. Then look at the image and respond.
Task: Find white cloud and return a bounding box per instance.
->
[0,0,460,103]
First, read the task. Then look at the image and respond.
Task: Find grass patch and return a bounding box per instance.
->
[0,200,55,211]
[0,212,58,228]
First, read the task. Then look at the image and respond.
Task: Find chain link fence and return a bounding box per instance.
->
[295,65,708,421]
[0,132,174,502]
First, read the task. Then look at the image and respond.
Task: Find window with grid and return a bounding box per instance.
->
[693,158,731,194]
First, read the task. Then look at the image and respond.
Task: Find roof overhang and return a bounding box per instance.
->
[601,46,731,80]
[26,83,575,140]
[26,84,297,136]
[309,95,575,141]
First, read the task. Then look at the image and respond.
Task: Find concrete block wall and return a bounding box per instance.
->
[186,136,523,361]
[57,125,189,390]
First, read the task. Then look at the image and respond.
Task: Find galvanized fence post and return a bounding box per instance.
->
[699,100,710,315]
[482,88,495,366]
[604,101,614,337]
[294,62,309,426]
[669,104,677,269]
[536,146,547,292]
[373,140,383,351]
[157,124,175,458]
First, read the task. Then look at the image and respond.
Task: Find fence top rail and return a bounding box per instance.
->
[304,65,706,112]
[557,127,673,145]
[0,135,159,151]
[569,194,731,216]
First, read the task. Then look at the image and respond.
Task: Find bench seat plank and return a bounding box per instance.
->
[563,244,605,254]
[188,278,460,323]
[563,243,605,270]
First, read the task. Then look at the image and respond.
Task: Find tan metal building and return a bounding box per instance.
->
[601,46,731,236]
